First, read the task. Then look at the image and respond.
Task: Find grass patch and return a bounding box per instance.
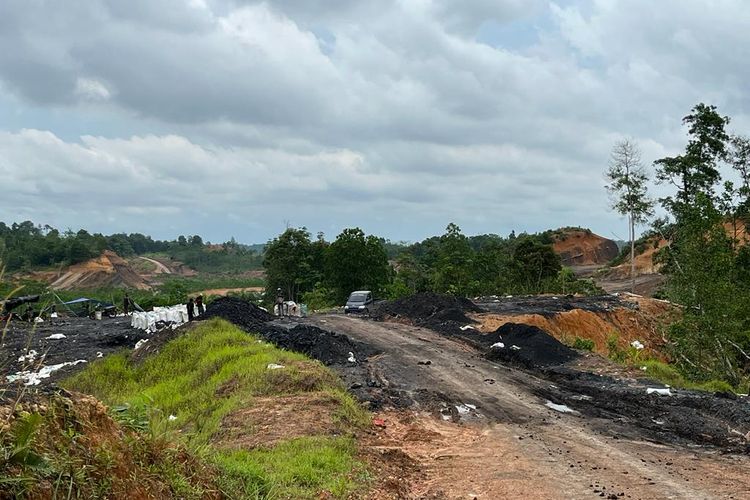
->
[571,337,595,351]
[639,359,738,393]
[62,318,370,498]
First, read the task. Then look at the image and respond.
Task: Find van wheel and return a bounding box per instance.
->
[364,308,369,315]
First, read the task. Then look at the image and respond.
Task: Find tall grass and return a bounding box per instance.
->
[64,318,369,498]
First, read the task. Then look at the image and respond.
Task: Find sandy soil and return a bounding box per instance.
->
[138,256,171,274]
[307,315,750,499]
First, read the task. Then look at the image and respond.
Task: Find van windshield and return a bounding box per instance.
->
[348,293,368,302]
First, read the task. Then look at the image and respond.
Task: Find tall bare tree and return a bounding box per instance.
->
[606,139,654,293]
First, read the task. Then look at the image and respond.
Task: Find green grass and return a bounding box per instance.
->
[571,337,595,351]
[63,318,369,498]
[639,359,738,393]
[215,437,368,499]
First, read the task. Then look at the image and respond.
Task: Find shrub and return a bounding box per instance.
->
[572,337,595,351]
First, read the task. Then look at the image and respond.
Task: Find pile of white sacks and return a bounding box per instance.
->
[130,304,192,333]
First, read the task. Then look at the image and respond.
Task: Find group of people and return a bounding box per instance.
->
[186,294,204,321]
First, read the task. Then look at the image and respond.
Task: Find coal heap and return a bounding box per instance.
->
[198,296,274,331]
[484,323,578,368]
[374,292,482,324]
[262,324,374,366]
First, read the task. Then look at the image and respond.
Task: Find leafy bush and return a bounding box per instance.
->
[572,337,595,351]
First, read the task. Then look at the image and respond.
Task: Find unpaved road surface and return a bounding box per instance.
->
[138,256,171,274]
[307,315,750,499]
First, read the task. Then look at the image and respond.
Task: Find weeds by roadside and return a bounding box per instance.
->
[62,318,370,498]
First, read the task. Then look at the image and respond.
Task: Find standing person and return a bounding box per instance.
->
[276,288,284,317]
[123,294,131,315]
[187,297,195,322]
[196,294,204,315]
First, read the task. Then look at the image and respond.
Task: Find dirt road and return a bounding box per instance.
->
[307,315,750,499]
[138,256,171,274]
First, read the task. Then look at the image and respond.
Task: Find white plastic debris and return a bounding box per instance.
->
[459,325,475,331]
[134,339,149,350]
[45,333,66,340]
[640,366,648,371]
[347,352,357,363]
[491,342,505,349]
[168,415,177,421]
[267,363,285,370]
[631,340,645,350]
[6,360,87,386]
[510,345,521,351]
[545,401,578,414]
[455,404,472,415]
[34,317,44,324]
[96,352,104,358]
[570,394,593,401]
[647,388,672,396]
[50,312,58,318]
[17,350,38,363]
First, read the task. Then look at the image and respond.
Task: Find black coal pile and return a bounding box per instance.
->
[198,296,274,331]
[483,323,578,368]
[373,292,483,336]
[261,324,376,366]
[374,292,482,322]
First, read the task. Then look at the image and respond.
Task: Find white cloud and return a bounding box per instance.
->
[0,0,749,241]
[75,78,111,101]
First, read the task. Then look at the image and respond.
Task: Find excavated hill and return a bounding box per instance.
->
[606,237,667,279]
[49,250,150,290]
[550,228,619,266]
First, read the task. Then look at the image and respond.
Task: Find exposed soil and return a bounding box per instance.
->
[306,313,750,499]
[551,228,619,266]
[48,250,149,290]
[471,294,677,359]
[213,391,344,449]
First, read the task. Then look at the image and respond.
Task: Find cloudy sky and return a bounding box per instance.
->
[1,0,749,244]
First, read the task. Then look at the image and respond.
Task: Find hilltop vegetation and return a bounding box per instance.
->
[0,221,262,274]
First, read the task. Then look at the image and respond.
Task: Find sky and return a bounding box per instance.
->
[1,0,749,244]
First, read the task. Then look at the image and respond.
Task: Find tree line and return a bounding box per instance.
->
[263,223,599,308]
[606,103,750,385]
[0,221,261,273]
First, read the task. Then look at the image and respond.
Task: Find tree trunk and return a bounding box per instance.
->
[630,212,636,294]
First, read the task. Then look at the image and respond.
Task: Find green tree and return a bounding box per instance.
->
[656,103,730,211]
[263,228,318,302]
[512,238,561,292]
[429,223,475,296]
[654,103,750,384]
[606,139,654,292]
[325,228,390,302]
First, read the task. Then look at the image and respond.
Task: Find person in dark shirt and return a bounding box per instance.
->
[196,294,204,315]
[187,297,195,322]
[123,294,132,315]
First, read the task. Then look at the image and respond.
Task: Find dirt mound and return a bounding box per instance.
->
[374,292,482,322]
[551,228,619,266]
[49,251,149,290]
[605,237,667,279]
[198,296,274,331]
[483,323,578,368]
[474,295,677,361]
